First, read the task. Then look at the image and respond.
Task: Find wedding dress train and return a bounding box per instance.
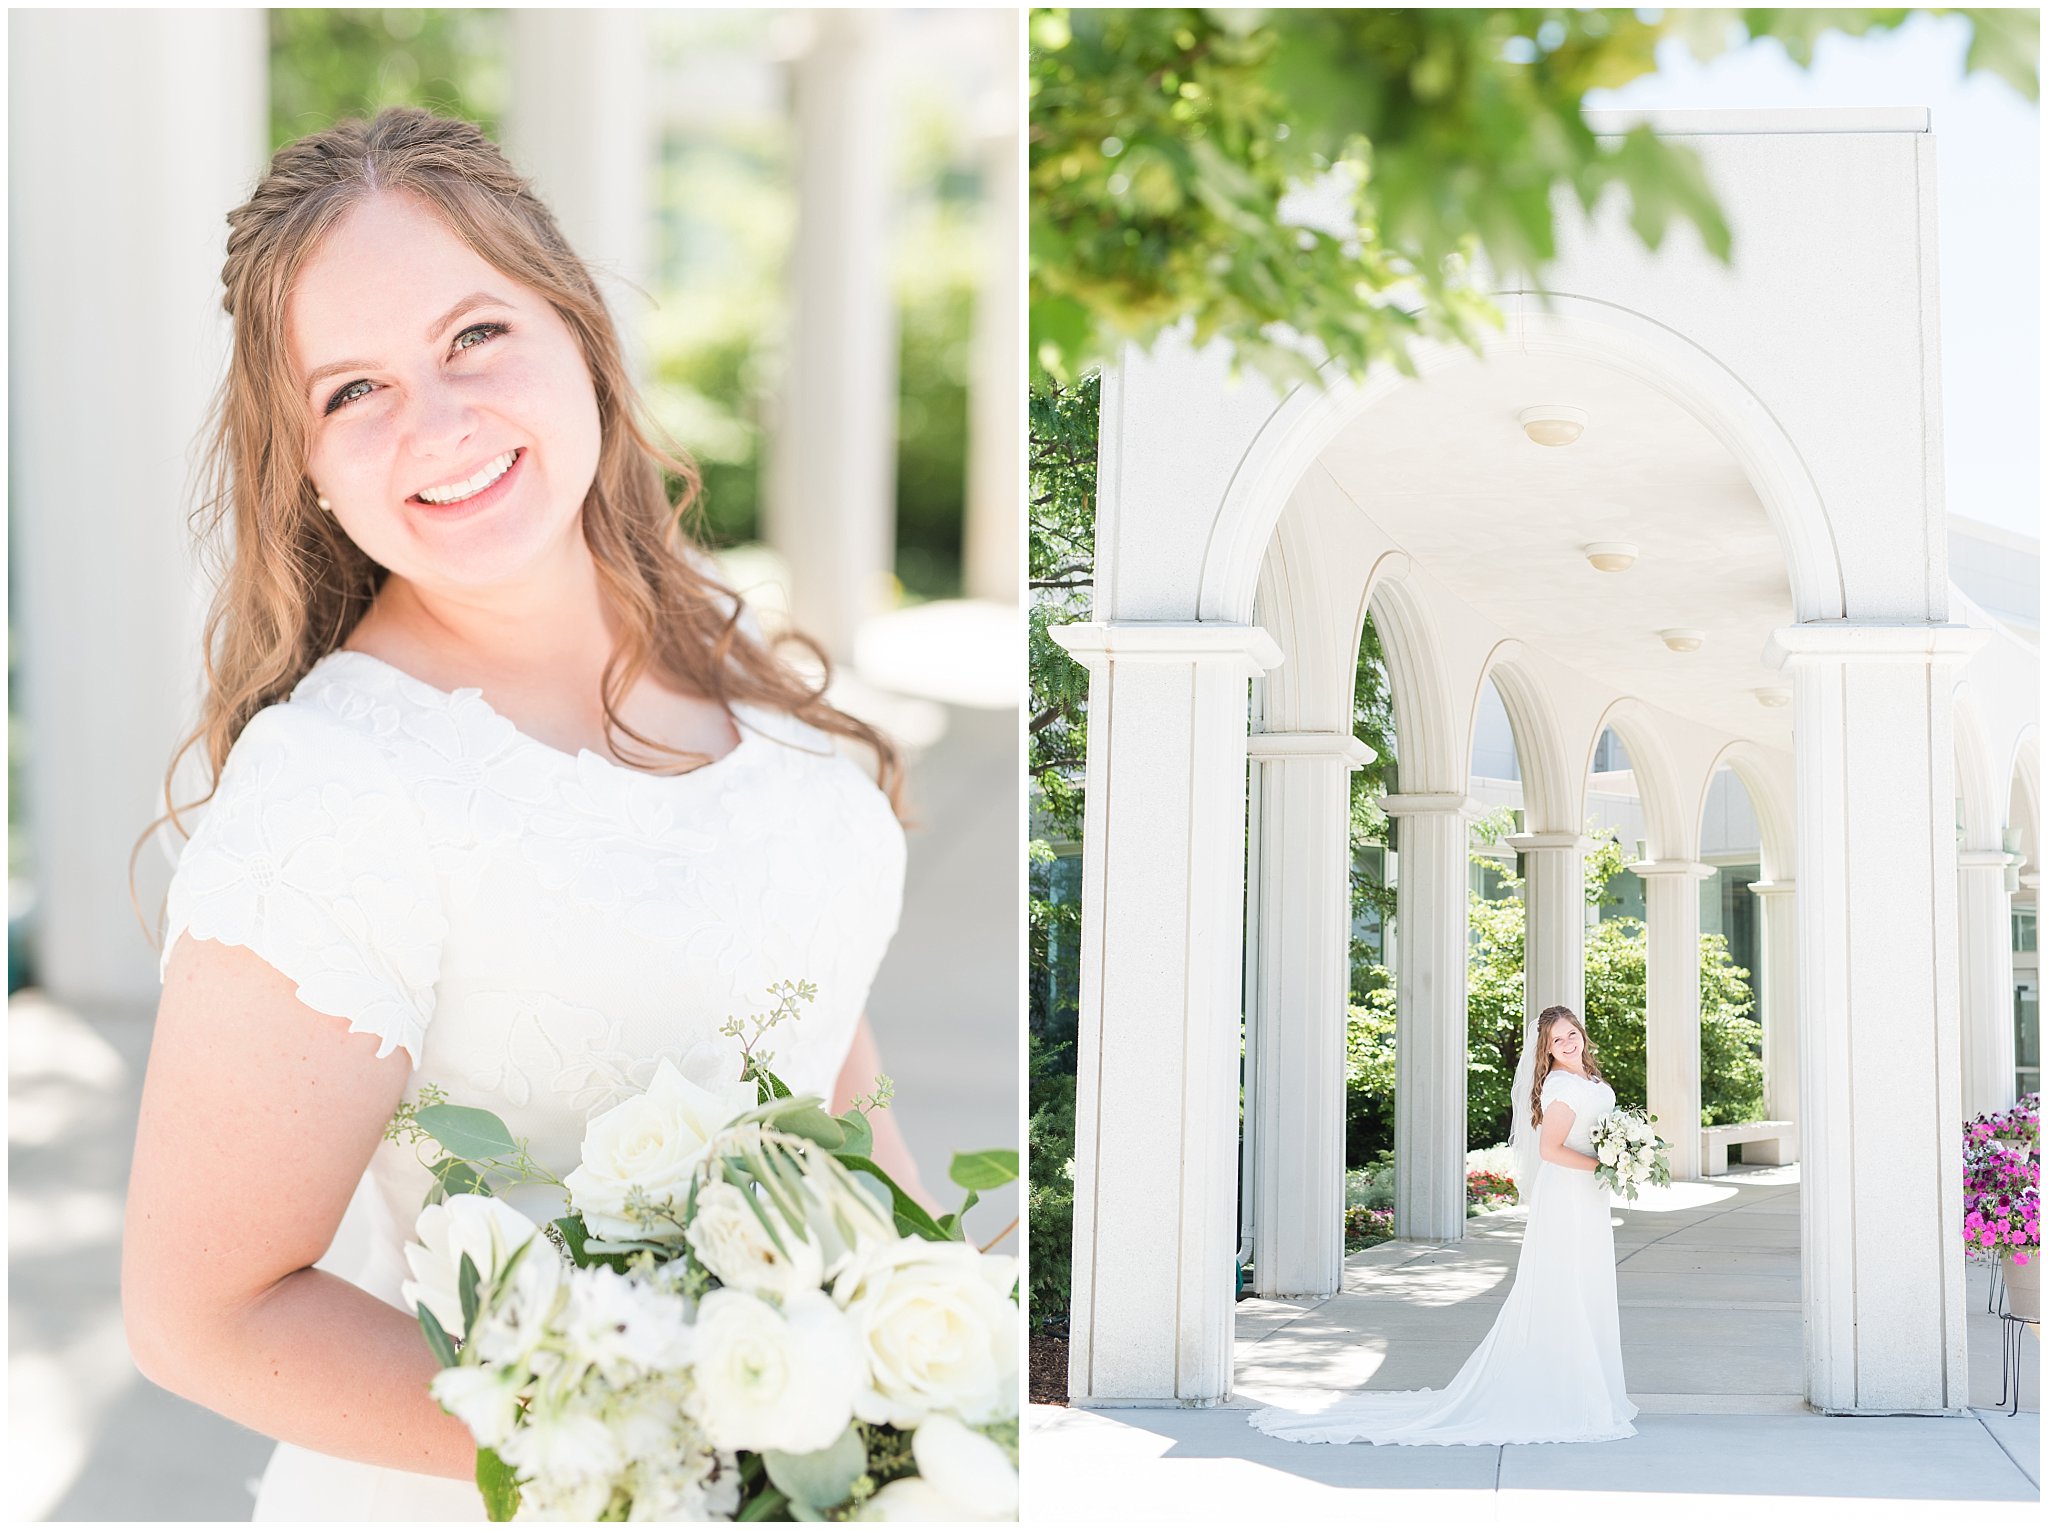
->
[1246,1068,1638,1446]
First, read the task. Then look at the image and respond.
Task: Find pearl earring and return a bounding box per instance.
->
[317,495,332,511]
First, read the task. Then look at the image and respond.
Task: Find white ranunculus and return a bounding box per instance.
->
[401,1194,547,1342]
[909,1414,1019,1519]
[832,1240,1020,1429]
[690,1287,861,1454]
[686,1180,826,1299]
[564,1059,760,1241]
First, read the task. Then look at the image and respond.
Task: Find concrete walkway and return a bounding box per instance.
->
[1027,1167,2039,1520]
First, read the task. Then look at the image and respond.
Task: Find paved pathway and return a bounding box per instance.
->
[1028,1167,2038,1520]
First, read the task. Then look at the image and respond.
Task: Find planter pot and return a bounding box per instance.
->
[2003,1249,2042,1322]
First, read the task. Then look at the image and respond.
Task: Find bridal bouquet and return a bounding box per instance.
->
[1588,1107,1672,1202]
[384,982,1021,1522]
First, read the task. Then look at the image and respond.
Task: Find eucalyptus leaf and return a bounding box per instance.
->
[837,1153,948,1242]
[763,1425,866,1513]
[949,1149,1019,1191]
[476,1445,522,1522]
[834,1108,874,1158]
[416,1103,519,1162]
[774,1105,847,1150]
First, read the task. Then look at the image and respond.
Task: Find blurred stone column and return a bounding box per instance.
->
[963,9,1020,606]
[1246,732,1373,1297]
[1050,621,1279,1405]
[1509,832,1591,1028]
[1634,859,1714,1182]
[1956,849,2018,1118]
[1750,880,1800,1125]
[767,9,899,660]
[8,10,267,1004]
[503,8,654,388]
[1380,793,1479,1243]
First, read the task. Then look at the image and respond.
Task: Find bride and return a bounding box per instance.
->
[120,107,926,1519]
[1247,1004,1638,1446]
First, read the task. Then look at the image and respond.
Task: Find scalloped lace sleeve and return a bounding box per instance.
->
[158,705,449,1067]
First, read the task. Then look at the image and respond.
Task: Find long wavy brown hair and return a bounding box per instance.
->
[1528,1004,1606,1131]
[129,107,906,944]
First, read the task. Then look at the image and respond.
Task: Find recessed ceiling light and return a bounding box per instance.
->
[1755,687,1791,708]
[1584,542,1637,572]
[1659,629,1705,653]
[1519,405,1588,447]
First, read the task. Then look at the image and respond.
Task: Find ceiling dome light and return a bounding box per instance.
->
[1518,405,1588,447]
[1584,542,1638,572]
[1659,629,1705,654]
[1755,687,1791,708]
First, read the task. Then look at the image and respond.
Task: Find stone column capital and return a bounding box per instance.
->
[1507,832,1598,854]
[1764,620,1986,672]
[1378,791,1486,819]
[1248,731,1376,768]
[1051,620,1283,674]
[1749,879,1798,898]
[1631,859,1719,881]
[1957,850,2019,872]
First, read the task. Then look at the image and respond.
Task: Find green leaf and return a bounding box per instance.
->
[837,1153,949,1242]
[476,1445,522,1522]
[426,1157,488,1205]
[774,1105,847,1151]
[949,1149,1020,1191]
[835,1107,875,1159]
[737,1486,790,1522]
[417,1302,459,1370]
[763,1424,867,1513]
[552,1214,592,1267]
[415,1104,519,1162]
[457,1252,481,1336]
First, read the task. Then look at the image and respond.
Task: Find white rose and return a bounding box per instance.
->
[691,1287,862,1454]
[832,1239,1020,1429]
[564,1059,760,1241]
[858,1478,969,1522]
[910,1414,1018,1519]
[402,1193,547,1342]
[686,1180,827,1299]
[429,1363,526,1449]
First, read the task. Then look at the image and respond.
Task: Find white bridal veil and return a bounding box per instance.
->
[1509,1010,1544,1211]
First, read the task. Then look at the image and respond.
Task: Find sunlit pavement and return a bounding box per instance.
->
[1026,1167,2039,1521]
[9,696,1018,1522]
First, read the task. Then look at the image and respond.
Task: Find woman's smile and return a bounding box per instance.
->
[408,446,528,520]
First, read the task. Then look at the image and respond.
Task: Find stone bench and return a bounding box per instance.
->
[1702,1120,1798,1176]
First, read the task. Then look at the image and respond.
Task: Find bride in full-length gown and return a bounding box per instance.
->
[1247,1005,1638,1446]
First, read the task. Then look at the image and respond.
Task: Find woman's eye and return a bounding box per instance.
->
[325,378,372,414]
[453,320,509,352]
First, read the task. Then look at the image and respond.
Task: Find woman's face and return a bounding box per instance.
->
[1547,1019,1586,1068]
[286,189,602,593]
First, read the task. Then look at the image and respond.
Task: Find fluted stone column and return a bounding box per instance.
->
[1247,732,1375,1297]
[1381,793,1480,1243]
[1634,860,1715,1183]
[1508,832,1591,1029]
[1768,621,1983,1415]
[1957,850,2018,1119]
[1750,881,1800,1126]
[1050,622,1282,1405]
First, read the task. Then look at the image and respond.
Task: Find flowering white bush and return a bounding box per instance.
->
[386,981,1021,1522]
[1589,1107,1672,1201]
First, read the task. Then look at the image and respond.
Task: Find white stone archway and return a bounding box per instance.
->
[1057,111,1996,1418]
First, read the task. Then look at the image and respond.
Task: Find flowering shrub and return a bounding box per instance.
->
[1466,1169,1518,1210]
[1345,1206,1395,1249]
[1964,1094,2041,1265]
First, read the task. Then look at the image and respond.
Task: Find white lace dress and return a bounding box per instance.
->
[1246,1068,1638,1446]
[156,648,908,1520]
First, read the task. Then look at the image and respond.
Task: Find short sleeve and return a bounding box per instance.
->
[159,705,448,1067]
[1540,1071,1574,1108]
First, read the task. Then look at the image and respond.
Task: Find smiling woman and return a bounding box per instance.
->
[117,107,939,1521]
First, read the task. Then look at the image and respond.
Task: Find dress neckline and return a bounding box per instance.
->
[311,648,758,785]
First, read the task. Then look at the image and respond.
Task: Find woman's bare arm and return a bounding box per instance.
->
[122,934,478,1481]
[1538,1099,1599,1172]
[831,1011,940,1214]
